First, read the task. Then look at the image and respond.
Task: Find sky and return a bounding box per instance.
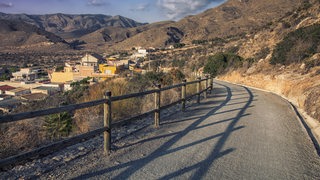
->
[0,0,226,23]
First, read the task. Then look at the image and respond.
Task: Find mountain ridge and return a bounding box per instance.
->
[0,13,147,39]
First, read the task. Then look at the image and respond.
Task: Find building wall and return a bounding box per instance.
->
[51,72,74,83]
[79,66,95,77]
[99,64,119,75]
[81,54,99,68]
[31,88,59,95]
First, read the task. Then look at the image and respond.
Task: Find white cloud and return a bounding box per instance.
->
[0,2,13,8]
[130,3,150,11]
[157,0,224,20]
[87,0,106,6]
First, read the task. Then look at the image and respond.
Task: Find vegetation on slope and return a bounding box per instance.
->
[203,52,243,77]
[271,24,320,66]
[0,69,186,159]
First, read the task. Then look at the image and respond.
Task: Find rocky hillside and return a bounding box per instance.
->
[0,19,70,52]
[111,0,304,49]
[0,13,146,39]
[217,0,320,125]
[0,0,306,52]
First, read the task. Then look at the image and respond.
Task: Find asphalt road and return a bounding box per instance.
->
[44,80,320,179]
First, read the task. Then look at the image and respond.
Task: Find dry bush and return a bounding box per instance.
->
[73,78,147,131]
[141,94,155,113]
[73,108,103,133]
[161,89,180,106]
[0,118,45,159]
[186,83,198,97]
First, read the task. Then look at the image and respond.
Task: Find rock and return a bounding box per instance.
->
[52,156,62,161]
[64,157,73,162]
[78,146,85,151]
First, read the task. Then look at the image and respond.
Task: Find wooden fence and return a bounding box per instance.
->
[0,76,213,168]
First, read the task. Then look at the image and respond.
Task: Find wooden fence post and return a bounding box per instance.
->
[208,75,212,94]
[181,79,187,111]
[211,76,214,94]
[205,75,208,99]
[154,84,161,128]
[197,77,201,104]
[104,91,112,154]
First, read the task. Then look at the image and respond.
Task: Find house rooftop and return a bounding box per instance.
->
[21,93,47,101]
[0,85,15,91]
[6,87,29,93]
[33,86,57,91]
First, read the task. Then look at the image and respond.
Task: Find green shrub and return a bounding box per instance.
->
[271,24,320,65]
[203,53,243,77]
[173,43,186,48]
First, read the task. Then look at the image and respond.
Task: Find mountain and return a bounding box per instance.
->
[0,19,70,52]
[111,0,304,49]
[79,21,178,50]
[0,13,147,39]
[0,0,308,51]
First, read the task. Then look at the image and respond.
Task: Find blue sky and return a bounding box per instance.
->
[0,0,226,23]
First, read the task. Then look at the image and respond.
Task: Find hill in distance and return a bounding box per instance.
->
[0,13,147,39]
[0,18,70,52]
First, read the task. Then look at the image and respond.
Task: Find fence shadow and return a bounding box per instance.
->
[73,82,255,179]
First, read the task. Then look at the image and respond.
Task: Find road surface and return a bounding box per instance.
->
[43,80,320,179]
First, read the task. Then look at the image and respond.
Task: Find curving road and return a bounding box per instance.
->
[44,80,320,179]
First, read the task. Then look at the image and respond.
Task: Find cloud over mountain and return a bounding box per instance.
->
[87,0,106,6]
[157,0,225,19]
[130,3,150,12]
[0,2,13,8]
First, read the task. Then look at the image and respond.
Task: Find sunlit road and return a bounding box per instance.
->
[44,80,320,179]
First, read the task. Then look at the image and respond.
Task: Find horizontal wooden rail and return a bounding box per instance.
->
[0,99,107,124]
[0,76,214,168]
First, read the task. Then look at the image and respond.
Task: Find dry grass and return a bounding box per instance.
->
[219,62,320,122]
[0,118,46,159]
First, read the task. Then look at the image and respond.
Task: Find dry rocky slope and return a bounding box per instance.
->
[111,0,304,49]
[0,19,70,52]
[219,0,320,140]
[0,0,306,52]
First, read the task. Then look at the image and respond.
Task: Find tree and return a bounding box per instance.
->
[43,112,73,140]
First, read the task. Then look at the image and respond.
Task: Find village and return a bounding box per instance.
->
[0,47,162,114]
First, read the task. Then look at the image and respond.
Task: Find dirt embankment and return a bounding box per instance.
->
[218,58,320,139]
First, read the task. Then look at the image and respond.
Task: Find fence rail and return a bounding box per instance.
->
[0,76,213,169]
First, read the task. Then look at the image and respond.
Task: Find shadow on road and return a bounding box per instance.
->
[73,82,255,179]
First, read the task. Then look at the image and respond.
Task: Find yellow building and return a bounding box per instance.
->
[99,64,119,75]
[50,72,74,83]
